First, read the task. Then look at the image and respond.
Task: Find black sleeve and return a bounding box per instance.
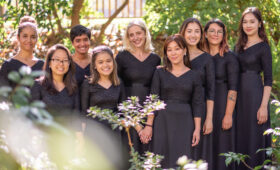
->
[261,43,273,86]
[80,79,90,115]
[0,61,10,86]
[205,57,215,100]
[31,81,42,101]
[115,52,124,78]
[192,72,204,118]
[227,53,239,91]
[150,69,161,95]
[118,81,127,103]
[74,90,80,111]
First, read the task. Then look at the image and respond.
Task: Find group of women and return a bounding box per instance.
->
[0,6,272,170]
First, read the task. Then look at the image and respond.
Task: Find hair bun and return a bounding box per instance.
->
[19,16,37,26]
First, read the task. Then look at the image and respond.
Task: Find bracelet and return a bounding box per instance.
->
[145,124,153,127]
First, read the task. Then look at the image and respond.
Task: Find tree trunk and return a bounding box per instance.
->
[71,0,84,28]
[96,0,129,44]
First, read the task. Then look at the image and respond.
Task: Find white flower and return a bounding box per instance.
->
[177,155,188,166]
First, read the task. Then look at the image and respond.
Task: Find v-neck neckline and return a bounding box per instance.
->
[75,62,90,70]
[12,58,41,68]
[129,51,152,63]
[167,69,191,78]
[190,52,205,63]
[243,41,264,51]
[97,83,113,90]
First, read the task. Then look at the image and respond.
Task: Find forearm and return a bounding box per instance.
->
[225,90,237,116]
[194,117,201,131]
[206,100,214,120]
[260,86,272,107]
[146,114,154,126]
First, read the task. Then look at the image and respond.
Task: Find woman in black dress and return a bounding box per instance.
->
[151,34,203,168]
[81,45,125,129]
[31,44,79,123]
[203,19,239,170]
[0,16,44,87]
[70,25,91,89]
[80,46,126,169]
[235,7,272,169]
[116,20,161,154]
[179,18,215,168]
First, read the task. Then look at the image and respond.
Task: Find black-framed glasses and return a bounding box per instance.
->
[51,58,70,65]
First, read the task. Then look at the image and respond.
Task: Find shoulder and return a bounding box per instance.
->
[189,70,201,84]
[116,50,130,58]
[260,42,271,50]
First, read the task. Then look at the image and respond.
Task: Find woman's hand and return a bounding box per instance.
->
[139,126,153,144]
[222,114,232,130]
[203,118,213,135]
[192,129,200,147]
[257,105,268,125]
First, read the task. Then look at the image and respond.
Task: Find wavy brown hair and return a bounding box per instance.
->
[179,17,203,50]
[235,7,268,53]
[42,44,77,95]
[89,45,120,86]
[203,19,229,57]
[163,34,190,71]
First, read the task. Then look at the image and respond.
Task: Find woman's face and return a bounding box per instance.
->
[166,41,186,66]
[242,13,260,37]
[95,52,114,78]
[49,49,70,77]
[206,23,224,46]
[18,26,37,52]
[128,25,146,49]
[72,34,90,55]
[184,22,201,47]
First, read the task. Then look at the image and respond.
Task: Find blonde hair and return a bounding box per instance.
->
[123,20,154,53]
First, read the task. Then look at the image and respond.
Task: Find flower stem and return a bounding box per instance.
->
[125,127,133,150]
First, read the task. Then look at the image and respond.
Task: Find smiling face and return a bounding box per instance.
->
[95,52,114,78]
[72,34,90,55]
[49,49,70,77]
[166,41,186,66]
[242,12,260,37]
[184,22,201,47]
[127,25,146,49]
[206,23,224,46]
[17,26,37,52]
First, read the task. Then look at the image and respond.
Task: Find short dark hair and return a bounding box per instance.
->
[70,25,91,42]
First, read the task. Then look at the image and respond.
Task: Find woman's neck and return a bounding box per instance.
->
[209,44,220,56]
[247,34,262,43]
[187,45,202,60]
[17,49,33,60]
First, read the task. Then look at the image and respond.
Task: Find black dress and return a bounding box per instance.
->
[0,58,44,87]
[151,68,203,168]
[80,79,126,129]
[74,63,90,89]
[116,50,161,154]
[212,52,239,170]
[236,42,272,169]
[31,81,80,127]
[190,52,215,169]
[80,79,127,170]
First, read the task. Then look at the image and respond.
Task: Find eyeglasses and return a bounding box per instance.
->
[51,58,70,65]
[208,29,223,35]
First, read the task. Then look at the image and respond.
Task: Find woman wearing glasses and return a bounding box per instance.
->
[0,16,44,87]
[203,19,239,170]
[31,44,79,118]
[179,18,215,169]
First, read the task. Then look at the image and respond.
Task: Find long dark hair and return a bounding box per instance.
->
[163,34,190,71]
[89,45,120,86]
[42,44,77,95]
[203,19,229,56]
[179,18,203,50]
[235,7,268,53]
